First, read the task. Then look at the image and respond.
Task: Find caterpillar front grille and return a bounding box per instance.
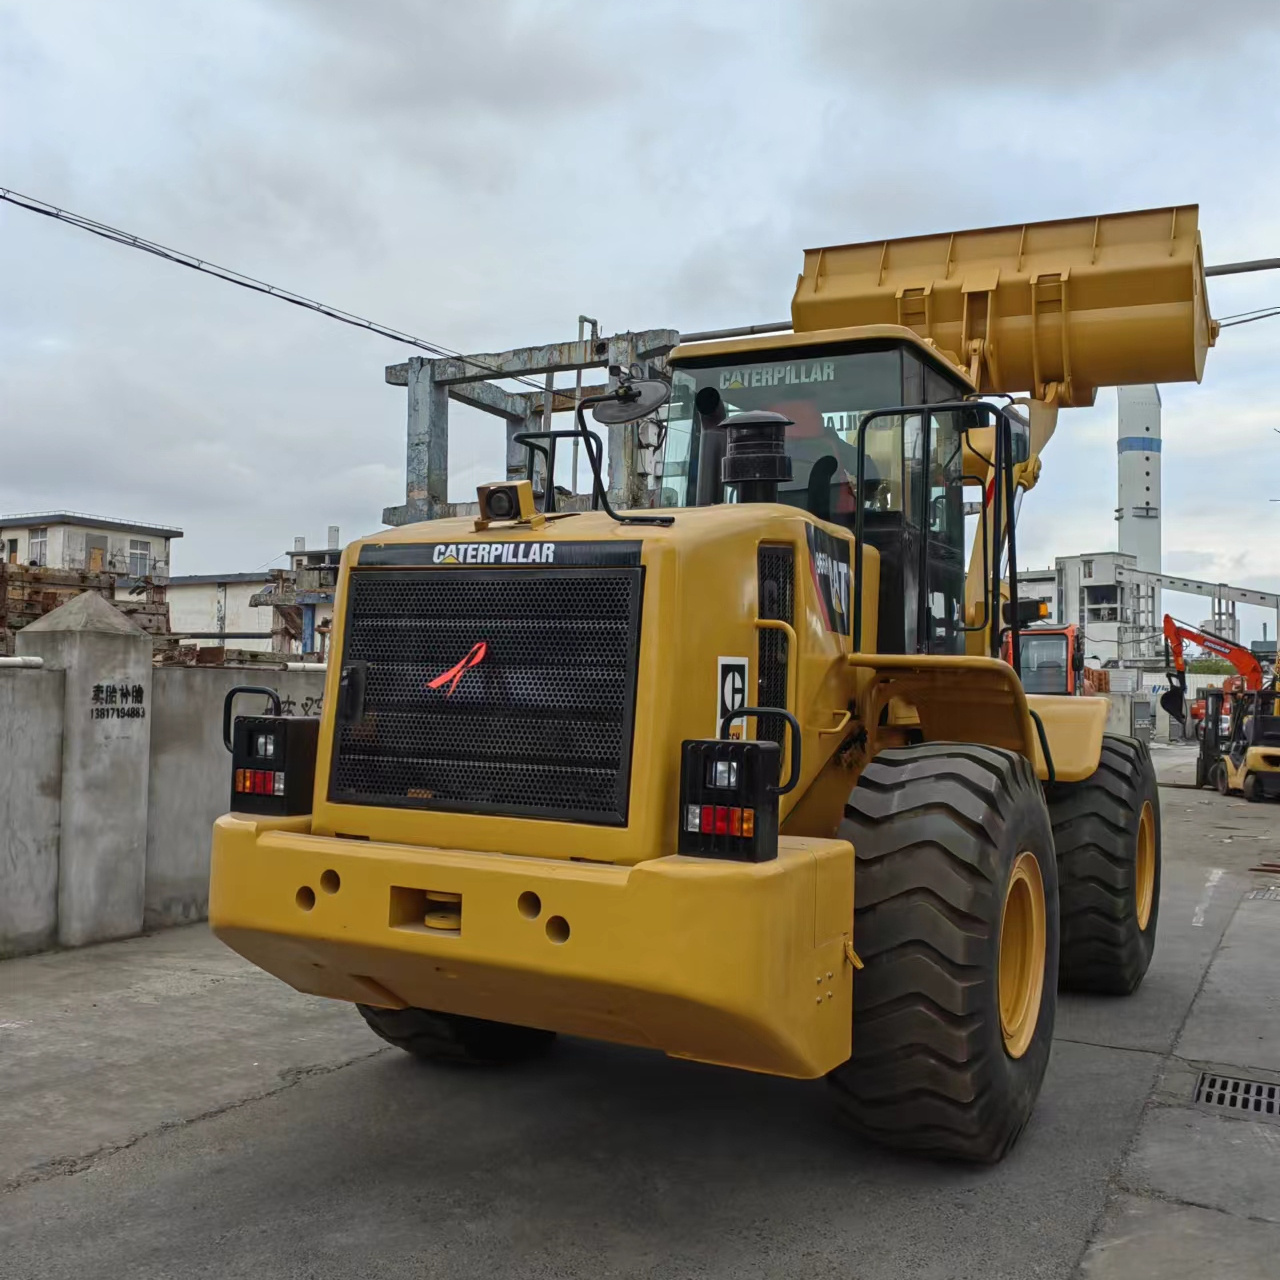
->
[328,567,644,824]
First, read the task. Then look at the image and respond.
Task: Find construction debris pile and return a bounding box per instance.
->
[2,563,169,655]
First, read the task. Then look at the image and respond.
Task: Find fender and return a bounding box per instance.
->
[847,654,1107,783]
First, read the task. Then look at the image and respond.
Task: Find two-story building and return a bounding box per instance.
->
[1,511,181,578]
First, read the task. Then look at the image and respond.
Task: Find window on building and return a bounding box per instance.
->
[1082,559,1093,579]
[29,527,47,567]
[6,538,16,564]
[128,538,152,577]
[1085,583,1119,622]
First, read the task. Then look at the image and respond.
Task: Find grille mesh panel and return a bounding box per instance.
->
[757,545,794,749]
[329,568,642,823]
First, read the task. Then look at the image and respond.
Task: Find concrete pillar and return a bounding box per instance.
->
[17,592,152,947]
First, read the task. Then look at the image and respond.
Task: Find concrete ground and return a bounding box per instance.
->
[1,741,1277,1279]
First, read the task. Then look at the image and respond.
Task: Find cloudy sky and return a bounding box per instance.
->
[2,0,1279,638]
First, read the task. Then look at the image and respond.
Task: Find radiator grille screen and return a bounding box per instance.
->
[328,568,643,824]
[757,545,794,749]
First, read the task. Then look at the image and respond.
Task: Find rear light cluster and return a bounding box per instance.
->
[685,804,756,837]
[227,708,320,817]
[235,768,286,796]
[677,738,780,862]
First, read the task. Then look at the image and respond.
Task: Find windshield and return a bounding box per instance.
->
[656,341,974,656]
[1019,634,1070,695]
[658,347,904,512]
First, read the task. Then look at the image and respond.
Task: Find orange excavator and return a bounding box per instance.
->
[1159,615,1265,729]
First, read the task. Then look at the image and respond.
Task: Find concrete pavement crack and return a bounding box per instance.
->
[1053,1036,1165,1058]
[0,1046,389,1198]
[1114,1182,1280,1228]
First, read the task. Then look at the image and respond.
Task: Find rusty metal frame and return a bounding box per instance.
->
[383,329,678,526]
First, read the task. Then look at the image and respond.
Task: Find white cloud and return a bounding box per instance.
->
[0,0,1277,637]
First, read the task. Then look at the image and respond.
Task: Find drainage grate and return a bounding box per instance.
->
[1246,885,1280,901]
[1195,1072,1279,1117]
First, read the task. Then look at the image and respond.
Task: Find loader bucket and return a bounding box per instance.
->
[792,206,1214,407]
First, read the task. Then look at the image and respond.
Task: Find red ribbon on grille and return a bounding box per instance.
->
[427,641,488,697]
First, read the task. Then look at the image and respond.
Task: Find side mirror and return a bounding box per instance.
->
[591,378,671,425]
[1007,415,1031,465]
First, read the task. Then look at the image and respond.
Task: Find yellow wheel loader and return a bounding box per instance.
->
[211,206,1213,1162]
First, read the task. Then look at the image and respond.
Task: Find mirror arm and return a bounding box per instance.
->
[575,395,674,527]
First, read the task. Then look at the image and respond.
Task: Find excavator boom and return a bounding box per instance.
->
[1160,615,1264,725]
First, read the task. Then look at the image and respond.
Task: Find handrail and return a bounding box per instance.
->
[818,708,852,738]
[719,706,803,795]
[222,684,282,753]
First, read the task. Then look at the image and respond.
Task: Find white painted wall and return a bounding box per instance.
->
[160,580,276,651]
[0,521,172,574]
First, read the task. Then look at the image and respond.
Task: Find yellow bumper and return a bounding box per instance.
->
[210,815,855,1079]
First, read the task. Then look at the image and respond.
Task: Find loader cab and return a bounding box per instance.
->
[1006,626,1085,695]
[661,336,981,657]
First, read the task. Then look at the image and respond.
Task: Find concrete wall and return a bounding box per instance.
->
[0,591,329,954]
[0,670,65,957]
[145,667,326,928]
[1,525,33,564]
[163,580,275,650]
[19,595,153,948]
[1144,670,1223,742]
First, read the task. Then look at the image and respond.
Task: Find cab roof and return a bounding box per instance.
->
[669,323,975,390]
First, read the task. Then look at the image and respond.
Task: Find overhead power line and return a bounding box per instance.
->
[5,184,1280,361]
[0,185,549,392]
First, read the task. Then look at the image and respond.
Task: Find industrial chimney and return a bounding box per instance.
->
[1116,385,1162,660]
[1116,385,1161,573]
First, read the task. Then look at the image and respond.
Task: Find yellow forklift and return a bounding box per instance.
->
[1196,686,1280,799]
[212,206,1212,1161]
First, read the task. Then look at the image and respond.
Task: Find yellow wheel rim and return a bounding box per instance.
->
[1135,800,1155,932]
[999,851,1047,1060]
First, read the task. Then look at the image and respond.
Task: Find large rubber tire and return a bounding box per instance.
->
[828,743,1059,1164]
[356,1004,556,1065]
[1045,735,1160,996]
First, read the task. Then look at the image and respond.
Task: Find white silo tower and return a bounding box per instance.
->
[1116,385,1161,571]
[1116,385,1162,657]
